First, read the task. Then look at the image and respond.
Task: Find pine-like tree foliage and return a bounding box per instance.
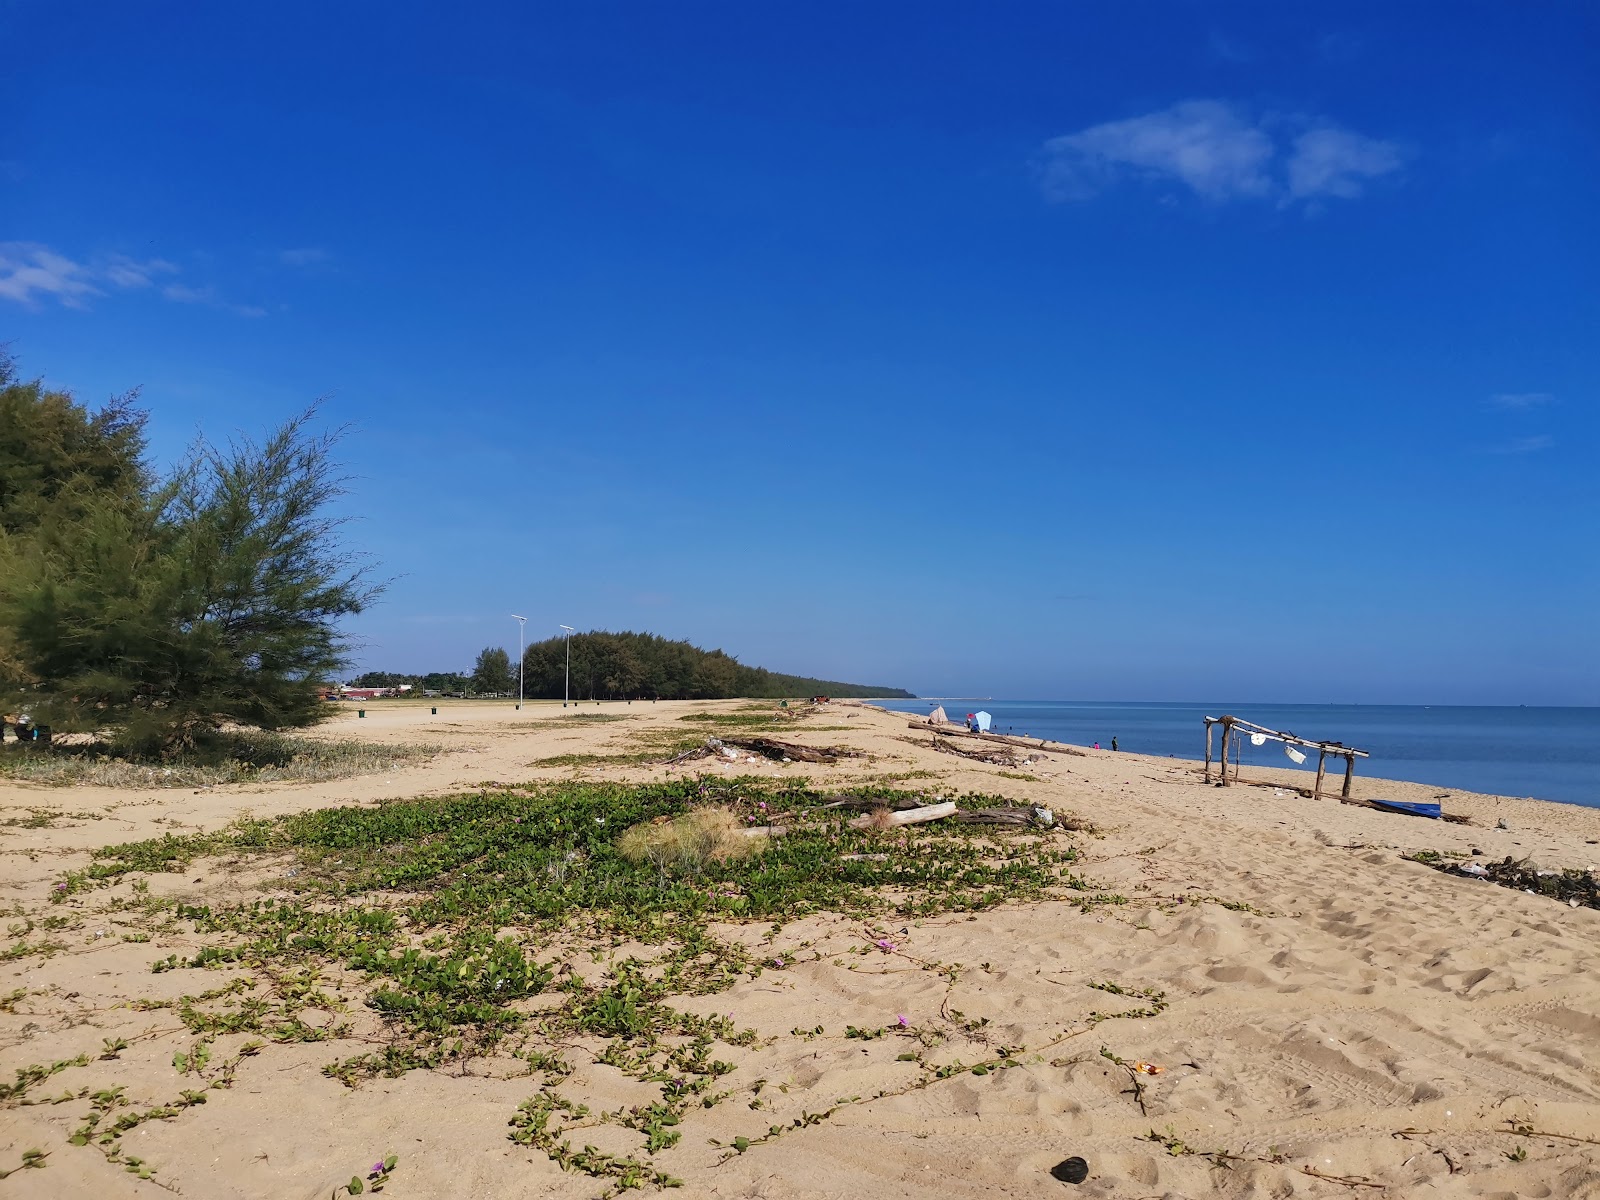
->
[1,400,380,754]
[0,355,149,533]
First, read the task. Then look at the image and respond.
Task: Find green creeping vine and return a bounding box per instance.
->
[54,777,1088,1192]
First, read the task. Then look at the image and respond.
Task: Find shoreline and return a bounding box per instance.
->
[866,698,1599,811]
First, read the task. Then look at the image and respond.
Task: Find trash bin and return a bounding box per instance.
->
[358,709,366,718]
[431,707,438,715]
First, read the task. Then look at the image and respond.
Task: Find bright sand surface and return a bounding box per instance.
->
[3,699,1599,1198]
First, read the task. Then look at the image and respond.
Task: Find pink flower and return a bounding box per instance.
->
[896,1014,909,1027]
[773,959,785,968]
[875,939,897,953]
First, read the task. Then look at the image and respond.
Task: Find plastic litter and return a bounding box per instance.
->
[1131,1061,1164,1075]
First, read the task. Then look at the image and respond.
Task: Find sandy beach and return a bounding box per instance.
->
[3,698,1598,1199]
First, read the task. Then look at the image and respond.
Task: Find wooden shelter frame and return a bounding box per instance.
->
[1203,715,1370,803]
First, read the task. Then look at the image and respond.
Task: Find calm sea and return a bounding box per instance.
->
[868,700,1600,809]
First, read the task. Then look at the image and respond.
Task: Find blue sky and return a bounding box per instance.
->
[3,2,1596,704]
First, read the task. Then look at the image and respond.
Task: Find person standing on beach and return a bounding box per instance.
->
[1112,736,1118,752]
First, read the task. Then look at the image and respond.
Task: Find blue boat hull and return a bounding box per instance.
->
[1370,799,1442,819]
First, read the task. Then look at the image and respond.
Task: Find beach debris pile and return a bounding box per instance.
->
[1422,854,1600,910]
[663,735,858,766]
[930,734,1045,770]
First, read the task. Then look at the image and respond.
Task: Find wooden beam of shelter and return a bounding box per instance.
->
[1202,715,1369,759]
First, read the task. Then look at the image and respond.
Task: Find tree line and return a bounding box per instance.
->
[512,631,908,701]
[356,633,912,701]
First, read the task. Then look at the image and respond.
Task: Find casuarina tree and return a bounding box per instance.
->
[0,381,381,754]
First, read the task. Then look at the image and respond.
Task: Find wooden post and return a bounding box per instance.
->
[1204,721,1213,780]
[1218,722,1231,786]
[1312,748,1327,801]
[1341,753,1355,799]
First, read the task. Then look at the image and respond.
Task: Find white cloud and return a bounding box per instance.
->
[1487,392,1556,410]
[1287,128,1405,199]
[1042,101,1274,203]
[0,241,263,316]
[0,242,102,307]
[279,247,327,267]
[1040,101,1403,208]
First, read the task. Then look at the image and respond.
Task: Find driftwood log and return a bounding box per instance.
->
[848,801,958,829]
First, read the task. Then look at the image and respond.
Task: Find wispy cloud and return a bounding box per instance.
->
[279,247,327,268]
[1494,434,1555,455]
[1040,100,1404,208]
[1287,128,1404,200]
[101,253,179,290]
[1487,392,1556,410]
[163,282,267,318]
[0,241,262,316]
[0,243,105,307]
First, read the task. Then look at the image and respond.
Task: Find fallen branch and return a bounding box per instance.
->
[955,806,1051,827]
[1295,1165,1386,1189]
[931,735,1034,768]
[727,736,851,764]
[907,721,1085,757]
[662,736,857,766]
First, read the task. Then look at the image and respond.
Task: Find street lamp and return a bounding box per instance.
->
[511,615,527,710]
[559,625,574,707]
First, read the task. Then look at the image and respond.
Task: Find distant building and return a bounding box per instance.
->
[337,684,412,700]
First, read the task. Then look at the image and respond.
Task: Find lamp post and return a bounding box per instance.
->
[559,625,574,708]
[511,615,527,710]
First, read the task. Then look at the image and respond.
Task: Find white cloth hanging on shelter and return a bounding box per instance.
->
[1285,745,1307,765]
[974,711,992,733]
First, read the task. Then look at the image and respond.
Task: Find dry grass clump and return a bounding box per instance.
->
[0,733,445,788]
[616,807,762,872]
